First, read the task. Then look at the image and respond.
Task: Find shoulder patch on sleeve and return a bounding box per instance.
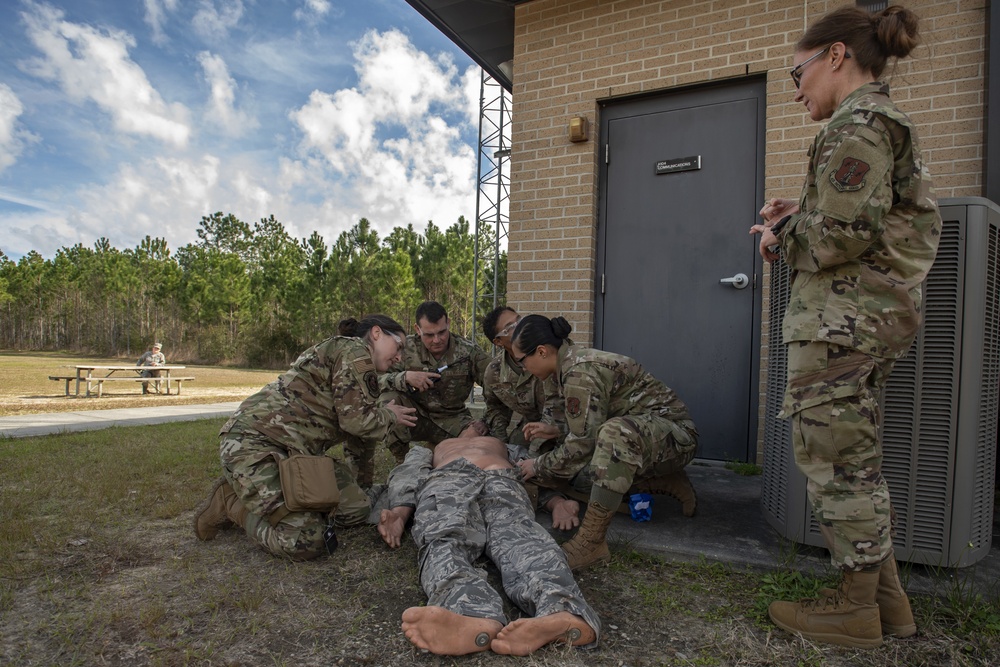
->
[830,156,870,192]
[363,371,379,396]
[817,132,891,222]
[564,384,590,433]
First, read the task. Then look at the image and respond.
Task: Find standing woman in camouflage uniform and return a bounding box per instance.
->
[751,5,941,649]
[511,315,699,571]
[193,315,417,561]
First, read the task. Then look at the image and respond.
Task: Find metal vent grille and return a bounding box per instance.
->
[970,219,1000,549]
[889,223,962,555]
[760,262,792,526]
[759,198,1000,567]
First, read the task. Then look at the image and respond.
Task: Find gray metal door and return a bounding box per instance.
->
[596,79,765,462]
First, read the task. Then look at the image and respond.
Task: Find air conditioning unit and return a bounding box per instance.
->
[760,197,1000,567]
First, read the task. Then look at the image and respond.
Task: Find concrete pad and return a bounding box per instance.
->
[537,462,1000,599]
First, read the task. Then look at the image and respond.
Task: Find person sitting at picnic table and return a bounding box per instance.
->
[136,342,165,394]
[377,423,599,656]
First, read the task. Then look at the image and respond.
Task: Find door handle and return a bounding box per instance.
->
[720,273,749,290]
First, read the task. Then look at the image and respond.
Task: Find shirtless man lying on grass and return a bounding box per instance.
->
[377,424,600,656]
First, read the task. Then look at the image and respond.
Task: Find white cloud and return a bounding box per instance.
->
[72,154,222,250]
[192,0,245,41]
[289,29,479,233]
[19,1,191,147]
[294,0,330,23]
[2,152,309,258]
[1,19,483,260]
[0,84,39,173]
[197,51,258,136]
[143,0,179,45]
[2,210,79,257]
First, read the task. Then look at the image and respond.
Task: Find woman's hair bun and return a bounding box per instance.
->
[550,316,573,340]
[337,318,359,337]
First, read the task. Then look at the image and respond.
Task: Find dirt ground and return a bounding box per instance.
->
[5,500,996,667]
[0,508,843,667]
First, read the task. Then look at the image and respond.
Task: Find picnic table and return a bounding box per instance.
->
[49,365,195,398]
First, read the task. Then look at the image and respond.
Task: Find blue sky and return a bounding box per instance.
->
[0,0,482,259]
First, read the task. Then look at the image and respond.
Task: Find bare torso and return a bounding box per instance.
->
[432,435,512,471]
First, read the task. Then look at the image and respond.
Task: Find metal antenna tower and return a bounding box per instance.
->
[471,69,511,346]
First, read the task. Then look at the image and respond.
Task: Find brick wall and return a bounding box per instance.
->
[508,0,987,344]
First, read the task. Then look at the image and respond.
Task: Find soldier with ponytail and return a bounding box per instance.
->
[511,314,699,572]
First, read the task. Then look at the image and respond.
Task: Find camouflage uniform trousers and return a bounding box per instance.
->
[412,457,600,642]
[140,368,162,392]
[220,427,373,560]
[558,415,698,497]
[783,341,895,571]
[376,389,474,460]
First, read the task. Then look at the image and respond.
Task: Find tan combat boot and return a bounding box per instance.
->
[876,553,916,637]
[769,568,882,649]
[817,552,916,638]
[193,477,249,540]
[634,469,697,517]
[561,502,614,571]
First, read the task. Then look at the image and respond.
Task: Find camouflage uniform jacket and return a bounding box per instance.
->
[384,442,532,510]
[137,350,165,366]
[778,81,942,359]
[224,336,395,455]
[534,344,694,484]
[378,332,489,418]
[482,352,565,442]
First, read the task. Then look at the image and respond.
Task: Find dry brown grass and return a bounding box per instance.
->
[0,350,278,416]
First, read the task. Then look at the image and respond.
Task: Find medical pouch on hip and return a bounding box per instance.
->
[278,454,341,513]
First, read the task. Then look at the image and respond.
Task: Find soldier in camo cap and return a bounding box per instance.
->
[481,305,565,453]
[376,423,599,656]
[136,342,165,394]
[511,315,699,572]
[192,314,417,560]
[750,5,941,649]
[377,300,491,466]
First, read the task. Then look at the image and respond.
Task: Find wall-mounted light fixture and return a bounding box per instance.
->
[569,116,589,143]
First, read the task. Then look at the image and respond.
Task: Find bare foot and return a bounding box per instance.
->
[491,611,596,656]
[400,606,503,655]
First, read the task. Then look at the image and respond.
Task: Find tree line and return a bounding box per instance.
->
[0,212,505,368]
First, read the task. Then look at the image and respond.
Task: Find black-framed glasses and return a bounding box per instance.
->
[513,348,537,368]
[495,317,521,339]
[790,47,828,89]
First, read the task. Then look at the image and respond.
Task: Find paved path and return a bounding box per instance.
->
[0,402,241,438]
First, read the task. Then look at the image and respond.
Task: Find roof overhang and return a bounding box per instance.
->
[405,0,525,91]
